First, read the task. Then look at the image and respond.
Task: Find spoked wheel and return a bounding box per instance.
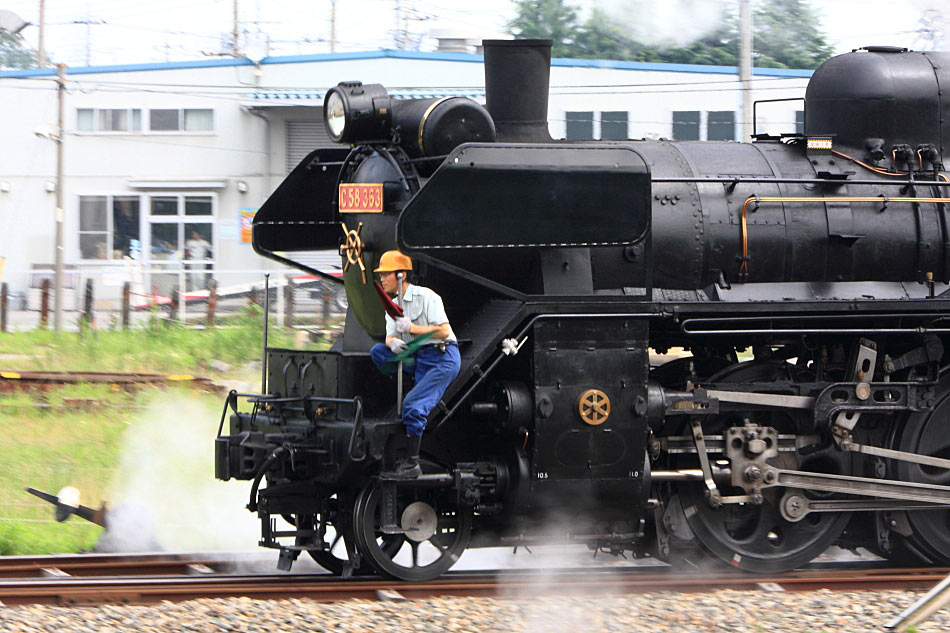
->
[895,377,950,564]
[295,496,402,576]
[677,361,853,572]
[353,476,472,581]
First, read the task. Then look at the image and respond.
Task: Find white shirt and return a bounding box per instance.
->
[186,238,211,260]
[385,283,457,344]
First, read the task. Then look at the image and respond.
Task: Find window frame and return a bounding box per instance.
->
[76,108,143,134]
[75,107,214,135]
[77,195,111,262]
[146,193,217,264]
[75,192,217,263]
[147,108,215,134]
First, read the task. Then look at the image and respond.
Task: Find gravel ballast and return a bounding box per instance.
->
[1,590,946,632]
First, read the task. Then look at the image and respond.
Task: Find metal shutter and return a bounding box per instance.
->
[286,113,332,173]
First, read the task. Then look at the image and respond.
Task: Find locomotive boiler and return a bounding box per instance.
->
[215,40,950,579]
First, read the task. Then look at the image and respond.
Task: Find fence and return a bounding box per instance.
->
[0,266,346,332]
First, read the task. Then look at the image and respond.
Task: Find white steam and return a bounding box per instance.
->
[105,393,259,552]
[582,0,730,48]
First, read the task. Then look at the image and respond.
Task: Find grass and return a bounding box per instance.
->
[0,386,136,554]
[0,306,327,555]
[0,305,297,374]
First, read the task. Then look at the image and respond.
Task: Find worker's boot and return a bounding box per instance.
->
[381,435,422,480]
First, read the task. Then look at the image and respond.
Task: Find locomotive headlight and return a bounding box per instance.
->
[323,82,392,144]
[325,91,346,141]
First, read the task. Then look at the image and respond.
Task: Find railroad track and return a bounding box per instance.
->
[0,370,222,393]
[0,552,260,579]
[0,553,946,606]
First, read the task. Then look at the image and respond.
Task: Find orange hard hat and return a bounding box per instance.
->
[374,250,412,273]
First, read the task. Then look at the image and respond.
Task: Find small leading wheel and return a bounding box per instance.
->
[353,479,472,581]
[294,497,402,576]
[676,361,853,572]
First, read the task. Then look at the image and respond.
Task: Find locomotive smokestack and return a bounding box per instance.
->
[482,39,553,142]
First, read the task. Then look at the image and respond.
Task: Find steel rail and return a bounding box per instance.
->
[1,561,946,606]
[0,552,255,579]
[0,370,222,393]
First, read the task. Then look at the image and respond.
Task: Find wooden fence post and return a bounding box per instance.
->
[207,279,217,328]
[249,285,260,307]
[0,282,7,333]
[322,289,332,329]
[283,277,295,328]
[121,282,130,330]
[81,278,94,332]
[170,284,180,321]
[40,279,50,327]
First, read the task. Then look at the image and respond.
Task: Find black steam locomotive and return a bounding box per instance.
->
[215,40,950,579]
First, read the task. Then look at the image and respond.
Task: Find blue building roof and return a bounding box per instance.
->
[0,49,814,79]
[247,87,486,104]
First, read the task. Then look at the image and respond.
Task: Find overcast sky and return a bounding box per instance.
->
[0,0,940,69]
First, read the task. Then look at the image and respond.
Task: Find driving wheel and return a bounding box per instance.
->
[895,376,950,564]
[677,361,853,572]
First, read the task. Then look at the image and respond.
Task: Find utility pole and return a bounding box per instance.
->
[54,63,66,332]
[72,16,104,66]
[232,0,240,57]
[738,0,753,141]
[394,0,401,49]
[37,0,46,67]
[330,0,336,53]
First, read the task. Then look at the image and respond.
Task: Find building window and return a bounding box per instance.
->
[76,108,142,132]
[600,111,628,140]
[149,109,179,131]
[566,111,594,140]
[796,110,805,135]
[113,197,141,259]
[148,194,215,291]
[79,196,108,260]
[184,109,214,131]
[707,111,735,141]
[78,195,141,260]
[149,108,214,132]
[673,111,700,141]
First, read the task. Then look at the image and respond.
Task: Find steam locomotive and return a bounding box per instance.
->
[215,40,950,580]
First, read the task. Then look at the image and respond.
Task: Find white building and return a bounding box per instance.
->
[0,48,810,308]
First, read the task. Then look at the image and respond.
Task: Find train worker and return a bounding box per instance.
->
[369,250,460,479]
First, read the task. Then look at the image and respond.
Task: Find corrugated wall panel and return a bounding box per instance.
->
[286,113,331,173]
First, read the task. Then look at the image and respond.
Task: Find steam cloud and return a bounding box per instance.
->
[582,0,730,48]
[104,393,259,552]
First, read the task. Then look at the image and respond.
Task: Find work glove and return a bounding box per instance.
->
[387,338,408,353]
[394,316,412,334]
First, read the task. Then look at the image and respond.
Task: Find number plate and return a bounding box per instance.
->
[339,183,383,213]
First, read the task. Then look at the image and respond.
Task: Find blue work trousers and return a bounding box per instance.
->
[370,342,461,437]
